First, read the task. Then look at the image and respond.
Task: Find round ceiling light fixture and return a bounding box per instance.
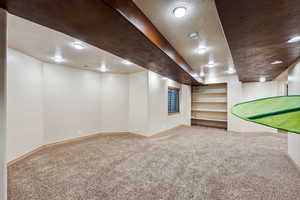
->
[122,60,132,65]
[206,60,216,68]
[199,71,205,77]
[271,60,283,65]
[288,36,300,43]
[72,41,85,50]
[188,32,199,39]
[196,47,207,54]
[259,76,266,82]
[51,55,66,63]
[191,73,199,78]
[226,68,236,74]
[98,64,108,72]
[173,7,187,18]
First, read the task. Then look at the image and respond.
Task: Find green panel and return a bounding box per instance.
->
[231,95,300,134]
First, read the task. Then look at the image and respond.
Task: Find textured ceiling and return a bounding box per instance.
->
[215,0,300,82]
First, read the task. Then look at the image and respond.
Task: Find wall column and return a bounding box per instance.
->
[0,8,7,200]
[288,62,300,167]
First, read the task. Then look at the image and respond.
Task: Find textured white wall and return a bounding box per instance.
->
[288,61,300,167]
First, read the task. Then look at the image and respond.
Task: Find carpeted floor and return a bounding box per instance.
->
[8,126,300,200]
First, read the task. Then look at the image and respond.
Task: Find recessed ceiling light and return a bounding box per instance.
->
[199,71,205,77]
[51,55,66,63]
[206,60,216,67]
[122,60,132,65]
[271,60,283,65]
[72,41,85,50]
[226,68,236,74]
[196,47,207,54]
[173,7,187,18]
[288,36,300,43]
[259,76,266,82]
[162,77,168,80]
[188,32,199,39]
[98,64,108,72]
[191,73,199,78]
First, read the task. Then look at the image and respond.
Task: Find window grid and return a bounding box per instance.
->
[168,87,179,113]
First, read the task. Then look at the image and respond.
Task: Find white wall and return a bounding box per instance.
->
[7,49,44,162]
[287,61,300,167]
[0,8,6,200]
[240,81,283,133]
[227,75,244,132]
[129,71,191,136]
[7,49,192,162]
[7,49,130,162]
[129,71,149,135]
[100,73,129,133]
[43,63,102,144]
[148,71,191,135]
[147,71,191,136]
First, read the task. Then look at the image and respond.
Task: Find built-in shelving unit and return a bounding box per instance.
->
[191,83,227,129]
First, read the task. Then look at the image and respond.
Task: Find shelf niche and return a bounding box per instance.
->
[191,83,227,129]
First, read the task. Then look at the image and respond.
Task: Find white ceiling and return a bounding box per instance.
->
[7,14,144,74]
[134,0,236,81]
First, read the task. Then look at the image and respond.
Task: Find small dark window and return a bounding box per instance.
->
[168,87,180,113]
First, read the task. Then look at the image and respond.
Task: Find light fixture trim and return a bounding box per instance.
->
[173,7,187,18]
[271,60,283,65]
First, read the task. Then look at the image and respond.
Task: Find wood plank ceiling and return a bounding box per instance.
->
[1,0,201,85]
[215,0,300,82]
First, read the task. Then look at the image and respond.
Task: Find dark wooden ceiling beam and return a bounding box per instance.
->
[2,0,201,85]
[215,0,300,82]
[103,0,196,76]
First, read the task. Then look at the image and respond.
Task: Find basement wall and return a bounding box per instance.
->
[287,61,300,167]
[0,8,6,200]
[6,48,191,162]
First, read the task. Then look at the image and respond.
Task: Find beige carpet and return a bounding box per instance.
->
[8,126,300,200]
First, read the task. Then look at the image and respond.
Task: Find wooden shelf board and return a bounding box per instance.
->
[192,101,227,103]
[192,109,227,113]
[191,117,227,122]
[192,92,226,95]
